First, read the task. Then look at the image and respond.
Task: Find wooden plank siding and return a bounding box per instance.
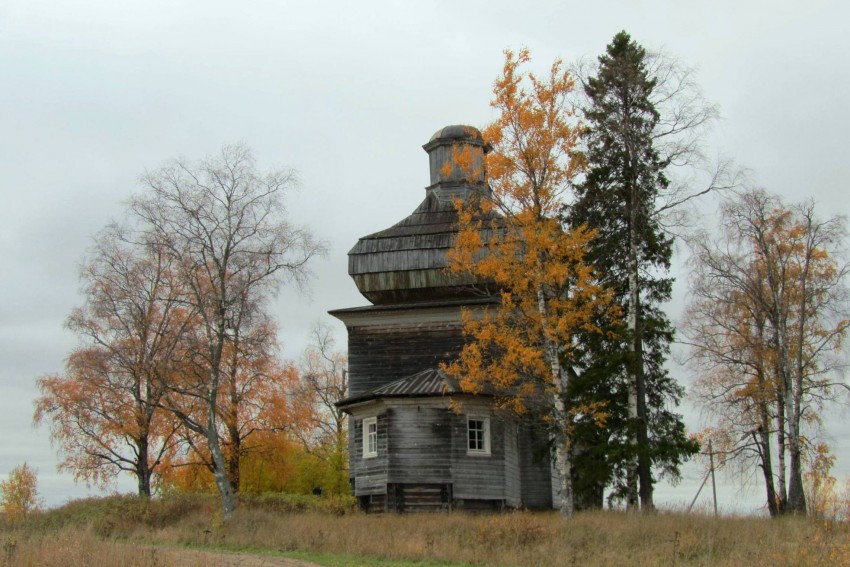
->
[346,395,555,511]
[427,143,470,186]
[519,424,554,509]
[387,483,452,512]
[345,189,503,305]
[352,270,478,304]
[551,461,565,511]
[503,421,522,508]
[349,411,389,495]
[450,407,506,502]
[345,323,465,397]
[333,126,557,512]
[386,406,452,484]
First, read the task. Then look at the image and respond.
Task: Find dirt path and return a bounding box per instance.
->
[135,544,323,567]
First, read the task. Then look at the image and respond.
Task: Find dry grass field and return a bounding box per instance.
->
[2,495,849,566]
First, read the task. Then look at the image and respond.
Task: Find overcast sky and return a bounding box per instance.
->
[2,1,848,512]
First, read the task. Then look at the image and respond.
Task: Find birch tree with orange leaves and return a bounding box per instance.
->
[445,49,617,517]
[163,314,299,493]
[685,188,850,515]
[35,225,184,497]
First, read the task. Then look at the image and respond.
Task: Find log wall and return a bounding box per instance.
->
[349,410,389,495]
[345,320,465,397]
[519,425,554,509]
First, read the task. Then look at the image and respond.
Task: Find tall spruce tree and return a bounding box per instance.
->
[566,31,697,510]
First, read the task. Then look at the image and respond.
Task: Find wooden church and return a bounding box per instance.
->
[332,125,557,512]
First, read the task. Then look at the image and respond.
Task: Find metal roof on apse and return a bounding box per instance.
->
[371,368,462,397]
[336,367,494,407]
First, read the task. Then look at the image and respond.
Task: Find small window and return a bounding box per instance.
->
[467,416,490,455]
[363,417,378,458]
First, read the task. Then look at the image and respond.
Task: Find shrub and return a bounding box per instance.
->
[0,463,42,522]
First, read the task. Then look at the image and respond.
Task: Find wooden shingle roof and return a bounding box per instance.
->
[347,125,500,305]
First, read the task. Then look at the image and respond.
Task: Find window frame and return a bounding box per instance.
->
[362,416,378,458]
[466,415,491,456]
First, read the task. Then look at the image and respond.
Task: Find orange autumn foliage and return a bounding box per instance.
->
[0,463,43,521]
[159,324,348,497]
[35,348,180,491]
[159,429,348,497]
[687,189,850,515]
[446,48,616,410]
[34,228,185,497]
[161,320,309,493]
[444,49,618,517]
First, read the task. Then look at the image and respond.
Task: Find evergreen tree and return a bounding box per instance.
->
[566,31,698,510]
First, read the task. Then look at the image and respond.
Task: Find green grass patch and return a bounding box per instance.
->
[279,550,474,567]
[223,546,473,567]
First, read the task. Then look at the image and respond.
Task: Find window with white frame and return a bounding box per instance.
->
[467,416,491,455]
[362,416,378,458]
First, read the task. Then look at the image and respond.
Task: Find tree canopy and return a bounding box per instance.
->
[567,31,701,510]
[445,48,617,517]
[685,188,850,515]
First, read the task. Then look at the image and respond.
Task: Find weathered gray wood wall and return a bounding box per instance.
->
[448,406,506,504]
[347,399,554,510]
[503,421,522,507]
[519,425,554,509]
[386,406,452,484]
[349,411,389,495]
[346,323,465,397]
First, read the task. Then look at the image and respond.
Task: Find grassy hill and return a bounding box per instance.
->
[1,495,848,566]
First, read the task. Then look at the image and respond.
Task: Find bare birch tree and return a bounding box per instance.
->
[685,187,850,515]
[289,323,348,493]
[132,144,327,517]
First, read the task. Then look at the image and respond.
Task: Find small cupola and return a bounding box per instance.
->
[422,125,491,203]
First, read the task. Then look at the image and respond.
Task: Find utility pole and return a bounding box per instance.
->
[709,440,718,517]
[687,442,720,516]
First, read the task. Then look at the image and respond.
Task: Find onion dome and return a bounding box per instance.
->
[348,125,495,305]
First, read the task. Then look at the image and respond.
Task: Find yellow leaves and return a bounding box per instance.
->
[801,443,850,524]
[482,49,583,217]
[450,144,484,184]
[0,463,42,522]
[442,52,619,426]
[440,160,454,180]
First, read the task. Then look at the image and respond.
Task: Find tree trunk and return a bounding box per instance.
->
[787,436,806,513]
[635,319,653,510]
[754,320,778,517]
[227,383,241,493]
[208,420,237,517]
[756,418,777,517]
[226,332,242,493]
[552,424,574,517]
[626,180,642,510]
[774,392,787,513]
[786,249,812,515]
[785,373,806,513]
[137,433,152,499]
[209,338,237,518]
[538,282,573,517]
[777,320,806,513]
